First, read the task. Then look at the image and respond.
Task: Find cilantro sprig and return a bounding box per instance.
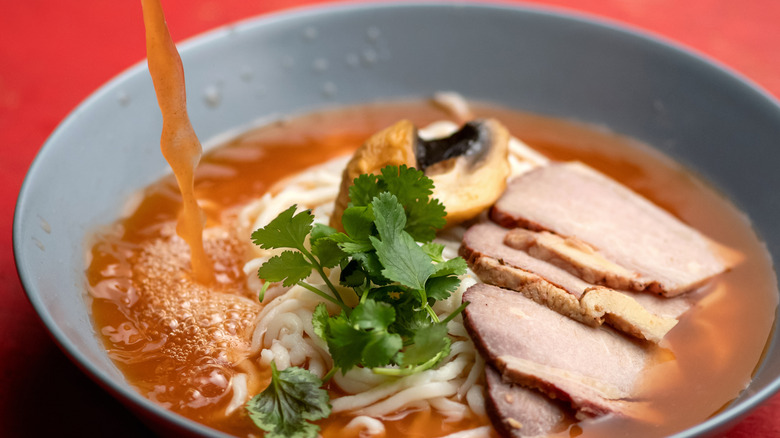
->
[252,205,350,313]
[245,362,331,438]
[247,165,469,436]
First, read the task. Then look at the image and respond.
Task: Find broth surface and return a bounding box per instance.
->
[87,100,777,437]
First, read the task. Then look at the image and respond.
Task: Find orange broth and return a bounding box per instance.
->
[86,100,777,437]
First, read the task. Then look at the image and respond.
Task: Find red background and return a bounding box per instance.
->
[2,0,779,436]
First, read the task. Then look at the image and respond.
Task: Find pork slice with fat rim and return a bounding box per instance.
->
[490,161,730,297]
[460,221,690,343]
[463,283,650,418]
[484,365,571,438]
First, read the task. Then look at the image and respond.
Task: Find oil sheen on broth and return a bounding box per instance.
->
[86,101,777,437]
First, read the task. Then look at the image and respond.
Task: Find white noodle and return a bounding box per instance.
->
[225,374,248,415]
[466,385,487,418]
[267,340,291,370]
[307,357,326,379]
[441,426,492,438]
[459,354,485,399]
[250,297,303,353]
[267,312,304,342]
[331,356,471,413]
[344,416,387,438]
[430,396,470,422]
[333,367,394,395]
[356,381,460,417]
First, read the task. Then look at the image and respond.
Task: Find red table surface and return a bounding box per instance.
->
[2,0,780,436]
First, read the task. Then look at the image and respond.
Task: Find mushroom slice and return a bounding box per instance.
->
[424,119,510,226]
[330,118,511,229]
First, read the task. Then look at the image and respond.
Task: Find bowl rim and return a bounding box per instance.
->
[13,1,780,437]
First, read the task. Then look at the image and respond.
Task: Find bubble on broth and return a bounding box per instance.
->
[95,221,260,411]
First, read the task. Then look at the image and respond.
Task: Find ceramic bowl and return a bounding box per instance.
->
[14,3,780,437]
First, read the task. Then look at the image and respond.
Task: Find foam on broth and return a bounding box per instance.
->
[87,101,777,437]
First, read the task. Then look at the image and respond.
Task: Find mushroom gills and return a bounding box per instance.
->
[416,121,494,172]
[423,119,510,226]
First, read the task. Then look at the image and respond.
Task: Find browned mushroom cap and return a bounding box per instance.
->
[329,120,417,229]
[329,118,510,230]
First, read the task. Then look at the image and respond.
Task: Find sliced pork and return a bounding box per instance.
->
[484,366,570,437]
[491,162,729,296]
[463,284,650,418]
[460,221,688,343]
[503,228,641,291]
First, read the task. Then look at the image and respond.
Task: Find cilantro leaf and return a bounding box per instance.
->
[310,234,345,270]
[404,198,447,242]
[370,284,408,305]
[432,257,468,277]
[370,192,434,291]
[400,323,451,367]
[246,362,330,438]
[350,251,388,284]
[422,242,446,262]
[341,206,375,240]
[257,251,312,287]
[425,275,461,301]
[379,165,446,242]
[373,323,452,377]
[317,300,402,371]
[380,165,434,206]
[251,205,312,251]
[390,300,435,338]
[312,303,329,341]
[362,331,403,368]
[351,299,395,331]
[311,223,337,241]
[329,234,374,254]
[310,223,345,268]
[348,173,382,207]
[324,313,369,371]
[348,166,446,242]
[339,259,367,288]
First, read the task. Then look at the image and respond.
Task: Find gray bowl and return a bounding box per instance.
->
[14,2,780,437]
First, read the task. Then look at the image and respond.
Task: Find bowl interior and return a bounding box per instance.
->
[14,3,780,437]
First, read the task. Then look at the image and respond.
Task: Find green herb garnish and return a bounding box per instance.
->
[247,165,469,435]
[245,362,331,438]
